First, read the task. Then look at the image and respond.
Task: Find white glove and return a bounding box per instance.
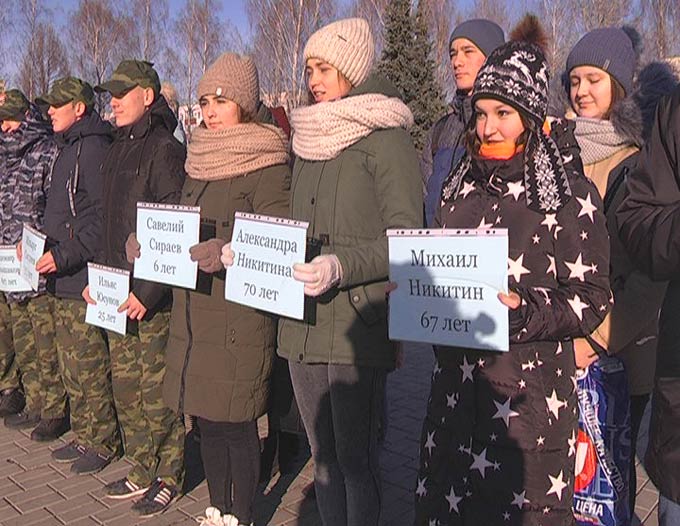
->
[293,254,343,297]
[220,242,234,268]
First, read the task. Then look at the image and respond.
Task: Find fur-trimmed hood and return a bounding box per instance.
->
[628,61,679,143]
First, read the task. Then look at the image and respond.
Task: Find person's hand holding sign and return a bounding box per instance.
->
[118,292,147,320]
[497,290,521,310]
[293,255,343,297]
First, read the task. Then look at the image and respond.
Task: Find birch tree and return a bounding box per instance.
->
[247,0,334,108]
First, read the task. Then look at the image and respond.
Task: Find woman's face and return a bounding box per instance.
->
[305,59,352,103]
[569,65,613,120]
[199,95,240,130]
[474,99,525,144]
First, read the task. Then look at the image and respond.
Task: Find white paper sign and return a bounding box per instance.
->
[20,224,47,291]
[0,246,32,292]
[134,202,201,289]
[225,212,308,319]
[388,228,509,352]
[85,263,130,335]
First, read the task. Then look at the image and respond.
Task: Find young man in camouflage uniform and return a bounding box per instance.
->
[0,295,23,417]
[34,77,121,473]
[0,84,24,416]
[82,60,185,517]
[0,89,69,440]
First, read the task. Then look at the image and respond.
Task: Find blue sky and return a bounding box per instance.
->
[52,0,251,36]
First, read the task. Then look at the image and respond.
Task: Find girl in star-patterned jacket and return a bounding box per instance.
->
[414,16,611,526]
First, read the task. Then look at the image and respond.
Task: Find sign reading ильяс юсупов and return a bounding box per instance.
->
[388,228,509,351]
[85,263,129,336]
[225,212,308,320]
[134,202,200,289]
[0,246,31,292]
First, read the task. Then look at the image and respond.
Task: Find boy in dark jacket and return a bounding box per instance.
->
[35,77,121,473]
[83,60,185,517]
[0,89,69,441]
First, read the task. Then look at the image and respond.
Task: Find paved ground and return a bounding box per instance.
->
[0,343,660,525]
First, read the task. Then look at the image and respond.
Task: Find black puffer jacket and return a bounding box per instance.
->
[44,111,112,300]
[99,96,186,318]
[617,84,680,502]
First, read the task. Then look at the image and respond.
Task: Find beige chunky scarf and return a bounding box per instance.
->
[290,94,414,161]
[186,123,289,181]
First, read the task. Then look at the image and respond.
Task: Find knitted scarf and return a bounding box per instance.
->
[186,123,289,181]
[289,94,414,161]
[574,117,633,165]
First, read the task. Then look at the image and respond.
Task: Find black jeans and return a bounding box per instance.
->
[629,393,650,514]
[288,361,386,526]
[197,417,260,523]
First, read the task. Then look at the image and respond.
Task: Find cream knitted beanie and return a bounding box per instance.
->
[303,18,374,87]
[197,53,259,117]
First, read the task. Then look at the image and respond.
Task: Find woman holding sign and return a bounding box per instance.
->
[158,53,290,526]
[413,17,611,525]
[222,18,421,526]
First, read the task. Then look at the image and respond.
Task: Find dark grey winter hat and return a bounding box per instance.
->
[449,19,505,57]
[566,28,636,94]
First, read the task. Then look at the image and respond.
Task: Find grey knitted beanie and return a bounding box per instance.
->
[303,18,374,87]
[566,28,636,94]
[197,53,259,117]
[449,19,505,57]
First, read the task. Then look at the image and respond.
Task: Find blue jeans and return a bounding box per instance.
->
[659,494,680,526]
[288,361,386,526]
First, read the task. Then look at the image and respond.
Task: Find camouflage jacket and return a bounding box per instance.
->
[0,106,58,303]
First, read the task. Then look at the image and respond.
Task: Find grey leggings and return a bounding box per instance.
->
[289,361,386,526]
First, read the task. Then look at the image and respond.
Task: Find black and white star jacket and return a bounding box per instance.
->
[414,125,612,525]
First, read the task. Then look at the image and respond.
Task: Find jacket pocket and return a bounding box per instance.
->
[348,282,386,327]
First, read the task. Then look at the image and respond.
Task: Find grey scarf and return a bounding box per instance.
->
[574,117,634,165]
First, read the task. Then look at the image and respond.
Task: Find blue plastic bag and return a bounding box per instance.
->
[574,355,631,526]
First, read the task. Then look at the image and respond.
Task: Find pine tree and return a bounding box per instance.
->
[410,1,447,150]
[378,0,446,151]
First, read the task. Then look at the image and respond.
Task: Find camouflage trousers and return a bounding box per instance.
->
[0,295,20,391]
[10,295,67,418]
[107,311,184,488]
[51,297,120,455]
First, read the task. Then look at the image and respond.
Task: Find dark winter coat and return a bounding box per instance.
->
[44,111,112,300]
[617,84,680,502]
[277,75,423,369]
[163,162,291,423]
[415,122,611,525]
[583,149,666,396]
[421,94,473,226]
[0,106,58,303]
[99,96,186,319]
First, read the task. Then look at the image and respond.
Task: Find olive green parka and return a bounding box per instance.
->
[277,75,424,369]
[163,163,291,422]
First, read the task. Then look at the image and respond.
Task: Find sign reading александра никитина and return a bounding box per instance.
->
[388,228,509,351]
[225,212,308,320]
[134,202,201,289]
[85,263,130,336]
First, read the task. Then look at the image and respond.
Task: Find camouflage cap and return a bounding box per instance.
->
[95,60,161,97]
[0,89,30,121]
[36,77,95,109]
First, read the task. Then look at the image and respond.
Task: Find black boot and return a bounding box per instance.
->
[30,416,70,442]
[0,389,26,417]
[4,410,40,429]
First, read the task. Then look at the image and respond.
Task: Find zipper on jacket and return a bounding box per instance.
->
[178,290,193,414]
